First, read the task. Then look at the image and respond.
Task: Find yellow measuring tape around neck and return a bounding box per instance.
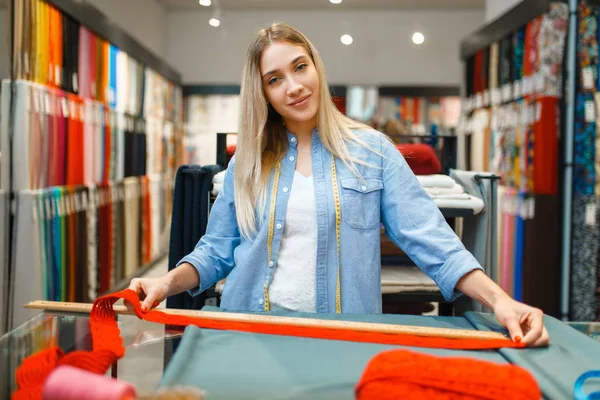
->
[263,155,342,313]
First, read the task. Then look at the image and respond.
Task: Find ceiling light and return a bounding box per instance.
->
[330,0,342,3]
[412,32,424,45]
[199,0,211,5]
[340,34,353,45]
[209,17,220,27]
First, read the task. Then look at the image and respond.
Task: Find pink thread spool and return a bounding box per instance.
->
[43,365,137,400]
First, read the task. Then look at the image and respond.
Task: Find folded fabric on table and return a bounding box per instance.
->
[428,193,472,200]
[424,184,464,196]
[416,174,456,188]
[433,197,485,214]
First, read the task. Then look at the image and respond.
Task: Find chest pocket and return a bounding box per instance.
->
[340,177,383,230]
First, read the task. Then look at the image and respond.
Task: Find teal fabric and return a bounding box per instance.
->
[466,312,600,400]
[159,309,507,400]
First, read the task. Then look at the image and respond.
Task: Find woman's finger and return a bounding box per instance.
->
[504,315,524,343]
[522,310,544,346]
[530,327,550,347]
[141,288,159,312]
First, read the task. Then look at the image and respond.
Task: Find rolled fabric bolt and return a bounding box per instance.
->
[43,365,137,400]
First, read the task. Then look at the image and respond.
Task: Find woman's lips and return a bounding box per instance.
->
[290,95,310,107]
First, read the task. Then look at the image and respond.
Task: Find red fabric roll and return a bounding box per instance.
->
[533,97,559,194]
[355,348,541,400]
[396,143,442,175]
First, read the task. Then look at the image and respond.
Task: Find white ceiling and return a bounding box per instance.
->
[160,0,485,11]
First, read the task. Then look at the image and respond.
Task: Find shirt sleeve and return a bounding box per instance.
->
[379,138,484,301]
[177,157,241,296]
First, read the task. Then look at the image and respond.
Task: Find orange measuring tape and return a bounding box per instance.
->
[12,288,530,399]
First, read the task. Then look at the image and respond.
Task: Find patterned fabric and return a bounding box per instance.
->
[500,37,513,87]
[578,2,599,92]
[538,2,569,97]
[513,27,526,82]
[527,17,541,81]
[571,195,599,322]
[575,92,596,196]
[595,92,600,198]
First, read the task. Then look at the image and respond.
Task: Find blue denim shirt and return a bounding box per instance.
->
[178,129,483,313]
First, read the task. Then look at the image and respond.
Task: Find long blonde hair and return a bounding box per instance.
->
[235,22,382,239]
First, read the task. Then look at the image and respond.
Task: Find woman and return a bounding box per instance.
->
[129,22,548,347]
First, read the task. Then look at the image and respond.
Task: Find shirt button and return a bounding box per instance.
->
[361,185,367,192]
[259,299,264,305]
[289,156,295,162]
[291,137,296,143]
[283,187,289,193]
[276,223,282,230]
[269,261,275,267]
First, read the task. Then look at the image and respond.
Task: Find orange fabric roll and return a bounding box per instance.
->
[355,348,541,400]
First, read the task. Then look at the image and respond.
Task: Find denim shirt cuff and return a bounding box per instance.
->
[177,255,215,296]
[435,250,484,302]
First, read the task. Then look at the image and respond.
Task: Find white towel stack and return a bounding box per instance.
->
[416,174,485,214]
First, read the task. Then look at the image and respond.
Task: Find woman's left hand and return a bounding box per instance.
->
[493,297,549,347]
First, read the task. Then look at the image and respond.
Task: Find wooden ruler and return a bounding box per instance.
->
[25,300,508,341]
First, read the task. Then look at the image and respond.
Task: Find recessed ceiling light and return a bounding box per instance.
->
[412,32,425,45]
[209,18,220,27]
[199,0,211,6]
[330,0,342,4]
[340,34,353,45]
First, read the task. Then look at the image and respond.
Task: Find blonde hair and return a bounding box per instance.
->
[235,22,383,239]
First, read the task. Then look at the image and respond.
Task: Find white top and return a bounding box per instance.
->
[269,171,317,313]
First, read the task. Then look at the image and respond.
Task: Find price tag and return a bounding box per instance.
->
[475,93,483,109]
[69,99,76,120]
[502,84,512,102]
[45,93,51,116]
[483,90,490,107]
[490,112,499,131]
[536,72,545,93]
[586,202,597,226]
[513,79,522,100]
[73,73,79,93]
[34,90,40,114]
[24,53,29,76]
[61,98,68,118]
[522,76,531,96]
[583,67,595,90]
[55,65,61,87]
[536,101,542,123]
[585,100,595,123]
[491,88,501,105]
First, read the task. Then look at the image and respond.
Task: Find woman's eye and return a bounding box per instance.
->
[296,64,307,71]
[268,77,279,85]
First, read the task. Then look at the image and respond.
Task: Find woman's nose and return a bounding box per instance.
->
[286,79,304,97]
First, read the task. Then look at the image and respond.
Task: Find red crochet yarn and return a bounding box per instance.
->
[12,289,526,399]
[355,349,541,400]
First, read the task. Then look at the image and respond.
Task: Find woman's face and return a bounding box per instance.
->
[260,41,320,129]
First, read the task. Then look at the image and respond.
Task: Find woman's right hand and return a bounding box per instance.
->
[126,277,171,313]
